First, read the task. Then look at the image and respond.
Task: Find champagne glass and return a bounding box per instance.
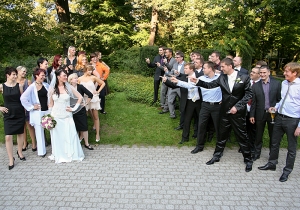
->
[270,109,276,124]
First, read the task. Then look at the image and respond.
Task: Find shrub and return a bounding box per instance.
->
[107,47,140,74]
[0,55,57,83]
[107,46,159,77]
[108,72,153,105]
[139,46,159,77]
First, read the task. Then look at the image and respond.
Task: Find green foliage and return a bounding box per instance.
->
[109,73,153,105]
[0,56,39,83]
[139,46,159,77]
[107,47,140,74]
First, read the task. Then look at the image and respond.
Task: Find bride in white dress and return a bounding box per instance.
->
[48,69,85,163]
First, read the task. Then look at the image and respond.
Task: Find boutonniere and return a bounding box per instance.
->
[235,78,243,83]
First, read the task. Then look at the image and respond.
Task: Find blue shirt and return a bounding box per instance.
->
[275,78,300,126]
[177,74,222,103]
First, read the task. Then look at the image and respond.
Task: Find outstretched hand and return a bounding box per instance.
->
[170,76,178,84]
[160,76,167,83]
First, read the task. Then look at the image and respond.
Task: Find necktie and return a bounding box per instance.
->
[190,88,197,102]
[279,82,293,114]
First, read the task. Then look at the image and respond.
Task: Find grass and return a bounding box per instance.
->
[0,72,289,149]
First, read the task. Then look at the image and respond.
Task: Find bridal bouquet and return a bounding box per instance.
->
[41,114,57,130]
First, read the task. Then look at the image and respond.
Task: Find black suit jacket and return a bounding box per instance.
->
[195,69,204,77]
[164,74,201,113]
[196,72,252,115]
[249,77,281,120]
[240,67,249,75]
[147,55,164,80]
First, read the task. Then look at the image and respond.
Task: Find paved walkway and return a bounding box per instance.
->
[0,145,300,210]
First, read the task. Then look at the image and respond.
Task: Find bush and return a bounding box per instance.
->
[139,46,159,77]
[107,47,140,74]
[0,55,57,83]
[107,46,159,77]
[108,72,153,105]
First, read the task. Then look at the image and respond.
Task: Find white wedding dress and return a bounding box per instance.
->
[50,93,85,163]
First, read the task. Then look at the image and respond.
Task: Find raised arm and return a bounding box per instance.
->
[94,76,105,93]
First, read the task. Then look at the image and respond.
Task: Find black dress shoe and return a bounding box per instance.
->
[258,163,276,171]
[279,173,289,182]
[191,147,203,154]
[174,126,183,130]
[206,157,220,165]
[245,162,253,172]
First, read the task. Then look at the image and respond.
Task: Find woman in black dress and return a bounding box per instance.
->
[0,67,26,170]
[68,73,94,150]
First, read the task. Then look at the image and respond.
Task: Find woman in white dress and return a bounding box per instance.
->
[20,69,49,157]
[48,69,85,163]
[78,65,105,142]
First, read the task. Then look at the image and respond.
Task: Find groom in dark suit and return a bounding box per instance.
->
[190,58,253,172]
[249,65,281,160]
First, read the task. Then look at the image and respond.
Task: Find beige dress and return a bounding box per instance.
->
[80,80,101,110]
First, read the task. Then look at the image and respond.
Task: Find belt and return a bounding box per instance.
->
[204,101,221,105]
[278,113,293,118]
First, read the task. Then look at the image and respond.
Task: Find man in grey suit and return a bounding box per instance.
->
[233,57,249,75]
[160,51,185,119]
[160,48,176,112]
[250,65,281,161]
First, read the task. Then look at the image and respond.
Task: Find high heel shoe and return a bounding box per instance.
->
[17,151,26,161]
[32,147,37,152]
[84,145,94,150]
[22,142,29,151]
[8,157,15,170]
[96,139,100,142]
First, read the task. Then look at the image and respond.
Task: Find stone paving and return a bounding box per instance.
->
[0,144,300,210]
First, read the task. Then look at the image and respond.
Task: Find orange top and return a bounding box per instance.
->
[95,61,110,80]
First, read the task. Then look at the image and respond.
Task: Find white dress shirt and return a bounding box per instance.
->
[227,70,238,92]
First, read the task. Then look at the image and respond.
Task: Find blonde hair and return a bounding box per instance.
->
[75,54,87,71]
[284,62,300,77]
[16,66,27,72]
[67,46,76,57]
[68,73,78,83]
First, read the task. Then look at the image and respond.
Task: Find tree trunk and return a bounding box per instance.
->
[148,5,158,46]
[55,0,71,54]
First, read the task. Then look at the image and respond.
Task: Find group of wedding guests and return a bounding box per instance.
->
[0,46,110,170]
[147,47,300,182]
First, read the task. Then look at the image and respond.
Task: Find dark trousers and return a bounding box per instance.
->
[213,111,252,163]
[246,112,256,155]
[153,79,161,102]
[99,86,106,112]
[269,115,299,175]
[196,102,221,148]
[182,99,201,141]
[255,111,274,156]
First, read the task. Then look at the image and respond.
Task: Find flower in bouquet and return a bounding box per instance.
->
[41,114,57,130]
